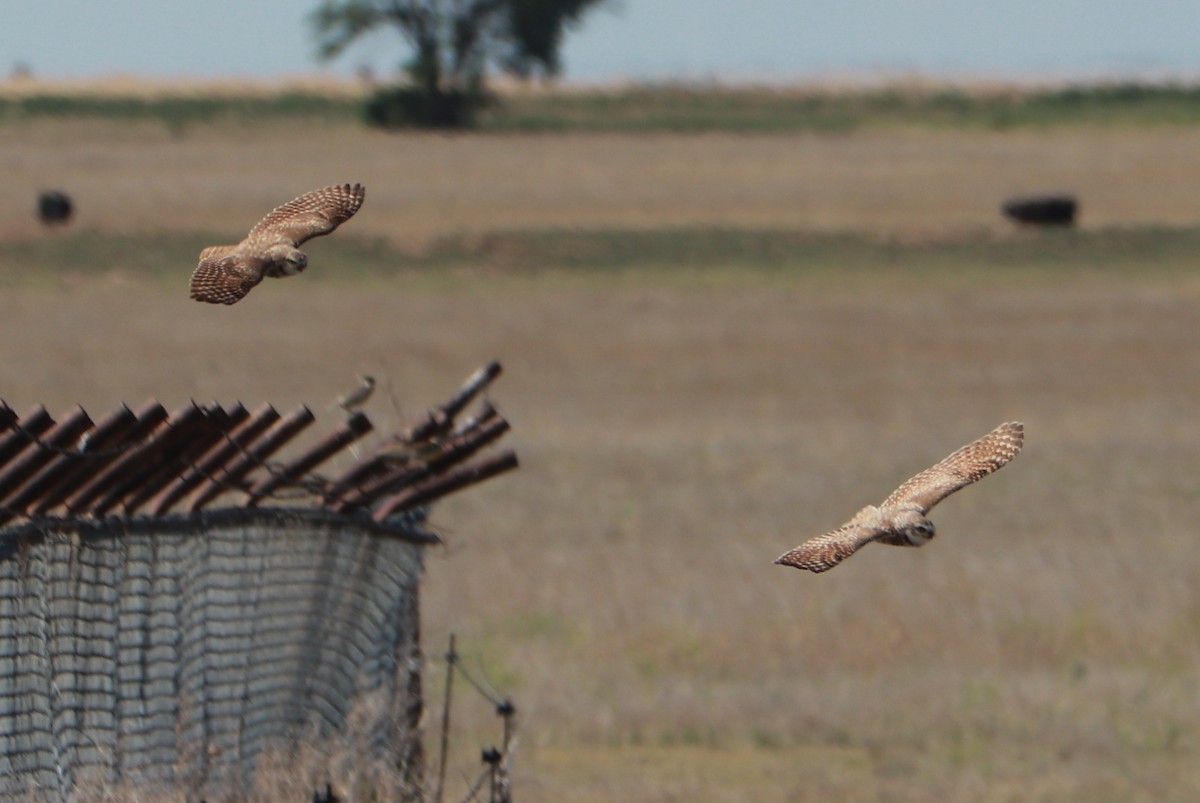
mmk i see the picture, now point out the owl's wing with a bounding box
[882,421,1024,513]
[246,183,365,247]
[774,519,888,573]
[190,246,262,305]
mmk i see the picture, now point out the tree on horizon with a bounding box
[311,0,609,128]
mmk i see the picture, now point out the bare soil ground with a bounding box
[3,122,1200,800]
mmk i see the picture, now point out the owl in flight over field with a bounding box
[775,421,1024,573]
[189,183,365,305]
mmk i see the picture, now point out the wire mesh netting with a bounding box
[0,508,429,800]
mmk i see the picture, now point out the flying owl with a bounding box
[775,421,1024,573]
[189,183,365,305]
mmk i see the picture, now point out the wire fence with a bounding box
[430,634,518,803]
[0,508,429,801]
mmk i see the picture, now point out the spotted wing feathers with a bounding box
[882,421,1024,513]
[189,246,261,305]
[774,520,885,573]
[246,183,365,247]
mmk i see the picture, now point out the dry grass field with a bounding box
[2,117,1200,801]
[6,119,1200,245]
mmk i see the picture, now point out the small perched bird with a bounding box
[336,374,376,412]
[775,422,1024,573]
[190,183,365,305]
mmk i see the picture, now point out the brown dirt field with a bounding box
[4,122,1200,800]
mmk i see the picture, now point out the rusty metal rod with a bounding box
[442,360,502,419]
[188,405,315,512]
[321,408,500,508]
[1,405,139,521]
[0,406,94,504]
[245,411,373,506]
[122,404,251,514]
[372,450,518,521]
[341,413,507,510]
[324,364,504,505]
[148,402,280,515]
[34,400,168,515]
[0,405,55,466]
[320,453,394,508]
[56,402,170,515]
[91,403,229,516]
[331,413,508,513]
[403,360,502,442]
[0,402,18,437]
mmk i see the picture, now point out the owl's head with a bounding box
[888,506,936,546]
[262,244,308,276]
[900,518,935,546]
[281,248,308,275]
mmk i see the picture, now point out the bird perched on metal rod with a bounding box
[336,374,376,413]
[775,421,1024,573]
[190,183,365,305]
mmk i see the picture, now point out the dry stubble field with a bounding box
[2,119,1200,801]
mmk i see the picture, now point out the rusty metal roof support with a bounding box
[122,404,252,514]
[33,400,168,516]
[245,411,372,506]
[0,404,139,527]
[89,402,227,516]
[0,406,94,505]
[402,360,501,443]
[0,361,517,526]
[374,449,519,521]
[148,402,281,515]
[0,405,53,466]
[63,403,203,515]
[328,411,510,513]
[187,405,316,512]
[53,402,170,516]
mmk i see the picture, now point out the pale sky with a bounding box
[3,1,1199,83]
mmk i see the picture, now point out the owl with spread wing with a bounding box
[190,183,365,305]
[775,421,1024,573]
